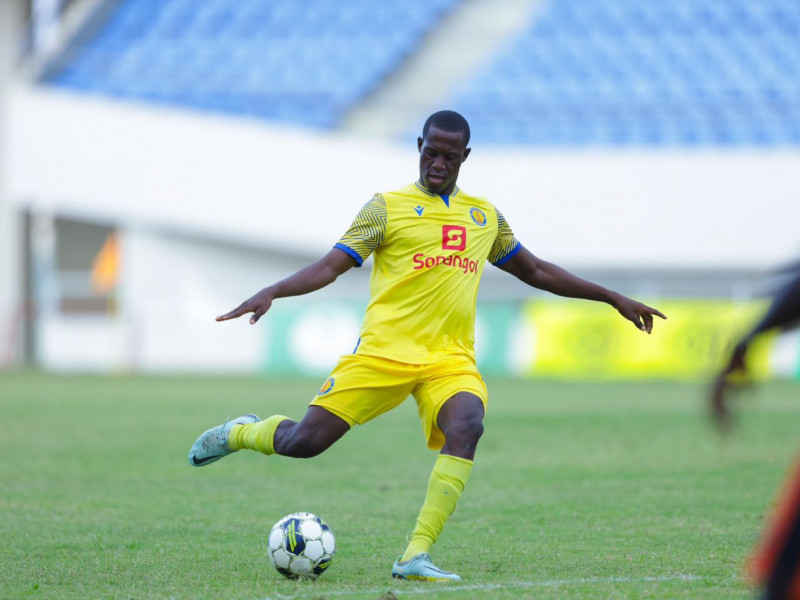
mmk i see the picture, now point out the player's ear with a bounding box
[462,147,471,162]
[417,137,424,152]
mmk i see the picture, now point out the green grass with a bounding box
[2,372,798,599]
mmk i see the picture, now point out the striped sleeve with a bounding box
[488,208,522,266]
[334,194,387,266]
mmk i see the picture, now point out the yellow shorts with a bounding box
[310,353,488,450]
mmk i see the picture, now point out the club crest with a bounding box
[470,207,487,227]
[318,377,335,395]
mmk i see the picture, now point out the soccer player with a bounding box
[711,264,800,600]
[189,110,666,581]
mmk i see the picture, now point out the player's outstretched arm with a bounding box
[216,248,357,325]
[497,246,666,333]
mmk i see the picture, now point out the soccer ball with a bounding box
[267,512,335,579]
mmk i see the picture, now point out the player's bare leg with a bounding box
[189,406,349,466]
[272,406,351,458]
[393,392,484,582]
[437,392,485,460]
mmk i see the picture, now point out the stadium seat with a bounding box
[451,0,800,147]
[45,0,457,129]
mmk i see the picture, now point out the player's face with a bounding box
[417,127,470,195]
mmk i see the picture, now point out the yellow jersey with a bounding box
[335,181,520,364]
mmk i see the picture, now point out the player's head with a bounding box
[418,110,471,195]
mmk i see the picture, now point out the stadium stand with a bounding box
[44,0,456,128]
[452,0,800,146]
[43,0,800,147]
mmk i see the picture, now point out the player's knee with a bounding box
[445,415,484,447]
[465,417,484,444]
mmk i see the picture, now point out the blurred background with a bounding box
[0,0,798,380]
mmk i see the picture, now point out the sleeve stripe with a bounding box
[357,203,386,234]
[488,207,520,265]
[491,241,522,266]
[334,243,364,266]
[336,194,387,264]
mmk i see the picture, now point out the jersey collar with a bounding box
[415,180,461,207]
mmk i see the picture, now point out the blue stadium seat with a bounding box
[451,0,800,147]
[45,0,458,129]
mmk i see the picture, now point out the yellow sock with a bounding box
[401,454,473,562]
[228,415,291,455]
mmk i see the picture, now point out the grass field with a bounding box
[2,372,799,599]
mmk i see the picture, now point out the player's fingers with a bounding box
[639,304,667,320]
[650,307,667,320]
[216,303,250,322]
[249,304,268,325]
[629,312,645,331]
[710,376,731,432]
[643,312,653,334]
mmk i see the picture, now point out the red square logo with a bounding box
[442,225,467,251]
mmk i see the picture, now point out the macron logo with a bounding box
[414,206,424,216]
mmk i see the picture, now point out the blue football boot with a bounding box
[188,414,259,466]
[391,553,461,582]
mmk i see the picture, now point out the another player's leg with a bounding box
[188,407,349,466]
[747,460,800,599]
[393,392,484,582]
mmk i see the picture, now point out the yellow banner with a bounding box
[522,300,774,380]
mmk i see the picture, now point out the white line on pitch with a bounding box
[262,573,702,599]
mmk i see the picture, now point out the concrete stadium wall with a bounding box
[7,87,800,271]
[0,1,25,367]
[37,227,371,372]
[5,86,800,374]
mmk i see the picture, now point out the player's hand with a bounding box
[216,288,275,325]
[710,341,749,429]
[612,295,667,333]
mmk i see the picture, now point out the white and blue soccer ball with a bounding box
[267,512,335,579]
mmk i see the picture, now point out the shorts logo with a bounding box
[442,225,467,251]
[318,377,335,395]
[470,207,487,227]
